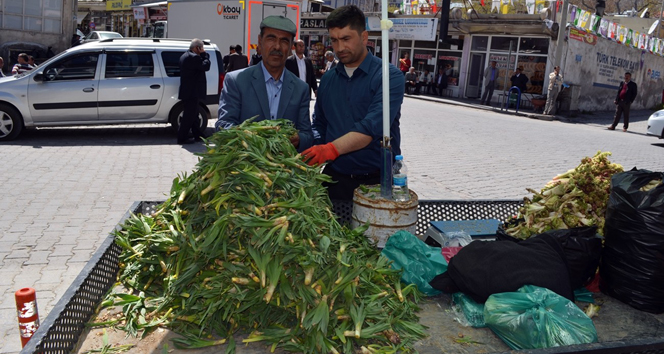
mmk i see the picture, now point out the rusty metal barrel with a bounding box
[351,186,419,248]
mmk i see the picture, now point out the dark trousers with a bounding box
[480,81,495,104]
[612,100,631,129]
[322,165,381,201]
[177,97,204,142]
[405,81,417,94]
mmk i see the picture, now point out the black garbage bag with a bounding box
[497,226,602,290]
[429,233,574,303]
[600,169,664,314]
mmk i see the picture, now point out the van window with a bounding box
[46,53,100,81]
[105,52,155,78]
[161,51,186,77]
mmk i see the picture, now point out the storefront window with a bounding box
[490,36,518,52]
[488,52,516,91]
[439,37,464,50]
[518,37,549,54]
[438,51,460,86]
[412,50,435,73]
[516,56,547,93]
[471,36,488,51]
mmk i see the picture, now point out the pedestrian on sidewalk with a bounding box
[177,38,210,144]
[399,52,410,75]
[608,72,637,132]
[480,61,497,106]
[404,67,418,94]
[544,66,563,115]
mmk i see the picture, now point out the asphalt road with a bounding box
[0,97,662,353]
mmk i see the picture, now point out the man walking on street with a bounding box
[177,38,210,144]
[608,72,637,132]
[285,39,318,96]
[305,5,405,201]
[480,61,497,106]
[222,45,235,71]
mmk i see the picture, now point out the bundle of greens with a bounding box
[111,120,426,353]
[503,151,624,239]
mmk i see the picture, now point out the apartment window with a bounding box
[1,0,62,33]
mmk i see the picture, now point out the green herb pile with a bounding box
[110,120,426,353]
[503,151,624,239]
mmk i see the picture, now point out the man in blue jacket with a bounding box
[304,5,405,200]
[215,16,313,152]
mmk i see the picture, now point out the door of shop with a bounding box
[466,53,485,98]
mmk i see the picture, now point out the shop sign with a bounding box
[438,55,459,61]
[106,0,132,11]
[365,17,438,41]
[593,50,638,88]
[647,68,661,80]
[414,54,431,59]
[301,18,326,29]
[569,28,597,46]
[217,3,241,19]
[132,7,147,20]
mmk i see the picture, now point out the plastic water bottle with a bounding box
[392,155,410,202]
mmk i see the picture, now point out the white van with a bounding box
[0,38,224,141]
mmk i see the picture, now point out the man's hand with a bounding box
[289,133,300,148]
[302,143,339,166]
[614,100,618,105]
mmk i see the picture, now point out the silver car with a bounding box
[0,38,224,141]
[82,31,124,43]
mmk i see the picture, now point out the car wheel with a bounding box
[0,103,24,141]
[169,103,209,134]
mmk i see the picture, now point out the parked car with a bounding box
[647,109,664,139]
[0,38,224,141]
[83,31,123,43]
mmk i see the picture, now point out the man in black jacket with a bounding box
[285,39,317,97]
[608,72,637,132]
[178,38,210,144]
[226,44,249,72]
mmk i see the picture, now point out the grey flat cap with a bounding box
[260,16,297,36]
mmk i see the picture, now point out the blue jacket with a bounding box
[216,64,313,152]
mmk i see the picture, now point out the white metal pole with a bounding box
[380,0,393,198]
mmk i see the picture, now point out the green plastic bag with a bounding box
[452,292,486,328]
[484,285,598,350]
[381,231,447,296]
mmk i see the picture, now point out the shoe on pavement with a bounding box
[607,126,615,130]
[622,128,627,132]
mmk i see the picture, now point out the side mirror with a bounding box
[33,72,44,82]
[44,68,58,81]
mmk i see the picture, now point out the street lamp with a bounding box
[595,0,606,16]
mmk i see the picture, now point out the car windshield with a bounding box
[100,32,123,39]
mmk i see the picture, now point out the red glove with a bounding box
[302,143,339,166]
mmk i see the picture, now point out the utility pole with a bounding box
[553,0,569,70]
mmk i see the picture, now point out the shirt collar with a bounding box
[260,61,285,83]
[335,50,374,77]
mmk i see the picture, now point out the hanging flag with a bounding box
[616,25,625,43]
[633,31,640,48]
[556,0,561,12]
[481,0,484,6]
[574,8,582,26]
[599,18,609,37]
[525,0,535,14]
[491,0,499,12]
[626,29,633,46]
[501,0,510,14]
[609,22,618,40]
[569,5,578,25]
[579,10,591,28]
[590,15,601,33]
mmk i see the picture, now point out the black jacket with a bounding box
[250,54,262,66]
[285,55,318,94]
[178,50,210,100]
[510,73,529,93]
[615,80,637,103]
[226,53,248,73]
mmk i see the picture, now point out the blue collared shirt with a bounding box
[260,61,284,120]
[313,51,405,175]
